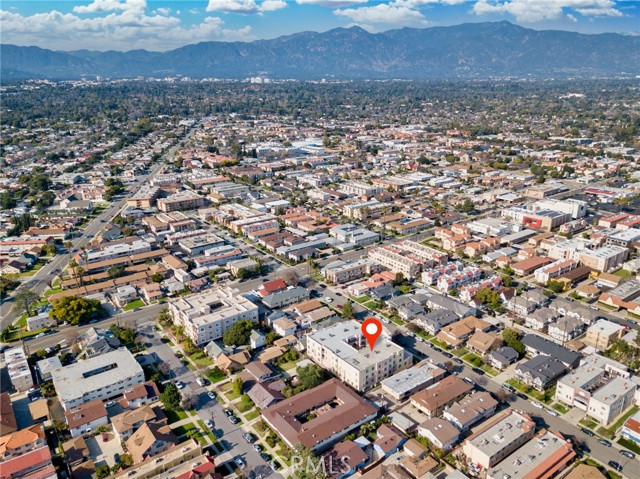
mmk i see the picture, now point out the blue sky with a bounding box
[1,0,637,51]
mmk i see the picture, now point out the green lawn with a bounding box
[463,352,484,367]
[172,422,196,437]
[552,403,570,414]
[364,301,379,310]
[245,410,260,421]
[236,397,255,414]
[354,295,371,304]
[15,316,27,328]
[166,409,188,424]
[220,383,241,401]
[416,330,433,340]
[207,369,226,384]
[431,338,451,350]
[123,299,145,311]
[276,358,300,372]
[612,268,633,279]
[579,417,599,430]
[601,405,639,438]
[506,379,555,403]
[451,347,468,357]
[190,350,213,368]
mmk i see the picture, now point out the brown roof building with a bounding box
[410,376,473,418]
[261,378,378,452]
[125,422,178,464]
[0,393,17,436]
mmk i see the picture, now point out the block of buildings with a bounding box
[321,258,381,284]
[169,287,259,346]
[380,362,446,402]
[0,424,56,479]
[261,378,378,452]
[521,334,582,369]
[5,346,34,392]
[410,376,473,418]
[514,356,567,391]
[555,354,635,426]
[486,430,575,479]
[598,279,640,315]
[462,409,536,469]
[50,348,144,410]
[583,319,625,350]
[306,320,412,391]
[578,245,628,272]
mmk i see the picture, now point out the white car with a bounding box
[175,381,185,389]
[105,401,117,408]
[546,409,559,417]
[196,377,206,387]
[235,457,246,469]
[205,420,214,429]
[531,401,544,409]
[324,297,333,303]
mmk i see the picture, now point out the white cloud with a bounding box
[206,0,287,14]
[0,7,254,51]
[335,3,428,25]
[296,0,368,7]
[567,13,578,21]
[472,0,622,22]
[73,0,146,14]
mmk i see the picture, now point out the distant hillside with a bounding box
[2,22,638,80]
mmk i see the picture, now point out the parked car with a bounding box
[453,358,462,364]
[223,408,233,416]
[228,416,238,424]
[207,391,216,400]
[324,297,333,303]
[175,381,185,389]
[531,401,544,409]
[269,461,279,471]
[235,457,246,469]
[620,450,635,459]
[517,393,528,400]
[463,377,476,386]
[260,453,270,461]
[242,433,254,443]
[253,444,263,453]
[472,368,485,376]
[102,432,109,442]
[598,439,612,447]
[546,409,558,417]
[105,401,116,408]
[607,461,622,472]
[196,377,206,387]
[582,428,595,437]
[443,352,453,358]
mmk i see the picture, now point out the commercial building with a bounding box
[169,287,259,346]
[50,348,144,410]
[463,409,536,469]
[157,190,205,212]
[555,355,635,425]
[306,320,412,392]
[578,245,628,272]
[410,376,473,418]
[339,182,383,196]
[76,238,152,265]
[502,207,571,231]
[533,199,587,219]
[261,378,378,452]
[486,430,575,479]
[177,233,225,255]
[583,319,625,351]
[380,362,446,402]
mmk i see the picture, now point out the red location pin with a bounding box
[361,317,382,351]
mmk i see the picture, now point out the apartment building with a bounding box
[50,348,145,410]
[306,320,412,392]
[5,346,34,392]
[343,200,383,219]
[410,376,473,418]
[462,409,536,469]
[126,186,161,208]
[77,239,152,265]
[329,223,380,247]
[502,207,571,230]
[369,240,447,279]
[486,430,575,479]
[339,182,383,197]
[380,362,446,401]
[262,378,378,452]
[157,190,205,212]
[533,199,587,219]
[177,234,225,255]
[321,258,382,284]
[64,400,108,438]
[583,319,625,350]
[169,287,259,346]
[534,259,578,284]
[443,392,498,431]
[578,245,628,272]
[555,355,635,425]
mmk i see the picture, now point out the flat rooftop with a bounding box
[380,362,445,396]
[466,409,535,458]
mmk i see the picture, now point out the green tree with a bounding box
[458,198,475,213]
[107,266,125,279]
[14,290,40,317]
[342,301,355,319]
[96,465,111,479]
[49,296,102,325]
[160,383,181,411]
[547,280,565,293]
[222,320,255,346]
[151,273,164,283]
[296,364,326,392]
[265,331,279,346]
[232,377,243,396]
[502,328,525,356]
[290,443,327,479]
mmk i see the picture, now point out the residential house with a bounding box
[417,418,460,451]
[373,424,407,458]
[410,376,473,418]
[443,392,498,431]
[466,331,502,356]
[125,422,178,464]
[514,356,567,391]
[111,405,166,440]
[64,400,109,438]
[521,334,582,369]
[488,347,519,370]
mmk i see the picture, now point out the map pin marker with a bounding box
[362,317,382,351]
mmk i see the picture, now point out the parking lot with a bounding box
[85,432,124,468]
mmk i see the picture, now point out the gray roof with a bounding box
[489,346,519,365]
[427,293,475,318]
[516,356,567,384]
[522,334,582,368]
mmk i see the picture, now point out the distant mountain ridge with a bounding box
[2,21,638,80]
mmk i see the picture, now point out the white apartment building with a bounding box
[369,241,447,279]
[462,409,536,470]
[329,224,380,247]
[321,259,381,284]
[555,354,635,425]
[547,238,590,261]
[578,245,628,272]
[306,320,412,391]
[339,182,383,197]
[533,199,587,219]
[343,200,383,219]
[78,239,152,265]
[534,259,578,284]
[169,287,259,346]
[50,348,144,410]
[157,190,205,212]
[5,346,34,392]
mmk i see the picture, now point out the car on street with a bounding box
[607,461,622,472]
[270,461,279,471]
[598,439,612,447]
[196,377,206,387]
[443,352,453,358]
[253,444,263,453]
[105,401,116,408]
[416,336,424,342]
[531,401,544,409]
[223,408,233,416]
[235,457,246,469]
[517,393,528,400]
[546,409,558,417]
[260,453,270,461]
[628,319,638,326]
[242,433,254,443]
[582,428,595,436]
[502,384,516,393]
[472,367,485,376]
[207,391,216,400]
[620,450,635,459]
[463,377,476,386]
[228,415,238,424]
[324,297,333,303]
[175,381,185,389]
[205,420,214,429]
[453,358,462,364]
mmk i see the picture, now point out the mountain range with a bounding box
[2,21,638,81]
